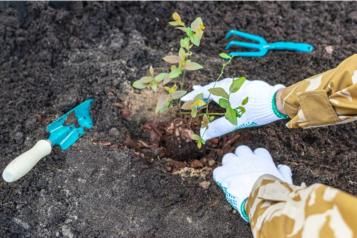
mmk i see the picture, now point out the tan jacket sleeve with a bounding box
[246,175,357,238]
[281,54,357,128]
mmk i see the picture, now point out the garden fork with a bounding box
[225,30,314,57]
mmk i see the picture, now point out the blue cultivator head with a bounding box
[47,99,94,151]
[225,30,314,57]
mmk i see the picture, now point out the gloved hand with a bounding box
[181,78,288,141]
[213,145,293,222]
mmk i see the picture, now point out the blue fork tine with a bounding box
[229,50,267,58]
[225,40,268,57]
[225,30,268,57]
[225,30,267,44]
[225,41,260,50]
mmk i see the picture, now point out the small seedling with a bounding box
[191,132,205,149]
[133,12,249,148]
[133,12,204,113]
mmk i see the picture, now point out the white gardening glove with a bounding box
[213,145,293,222]
[181,78,288,141]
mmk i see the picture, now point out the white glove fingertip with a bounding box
[254,148,273,162]
[234,145,253,157]
[222,153,238,166]
[212,166,225,181]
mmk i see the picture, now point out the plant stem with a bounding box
[200,57,232,139]
[180,69,187,90]
[205,58,232,115]
[176,69,187,115]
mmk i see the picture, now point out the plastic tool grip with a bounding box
[267,42,314,52]
[2,140,52,182]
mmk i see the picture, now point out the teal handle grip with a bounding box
[266,42,314,53]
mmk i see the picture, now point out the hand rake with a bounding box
[225,29,314,57]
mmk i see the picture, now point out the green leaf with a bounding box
[164,84,177,94]
[235,106,245,118]
[191,132,205,149]
[170,90,187,100]
[172,12,183,24]
[180,37,190,50]
[154,73,169,82]
[225,105,237,125]
[169,21,183,26]
[149,66,154,77]
[219,52,232,60]
[201,114,209,128]
[132,80,148,89]
[163,55,180,64]
[178,48,186,68]
[169,66,182,79]
[236,106,246,113]
[170,12,185,27]
[208,87,229,99]
[230,77,246,93]
[242,96,249,105]
[190,17,204,45]
[191,17,203,32]
[179,48,186,60]
[218,98,229,109]
[155,94,171,113]
[150,81,158,92]
[132,76,153,89]
[189,33,201,46]
[191,133,201,141]
[185,27,194,38]
[181,101,194,110]
[196,140,202,149]
[193,99,206,107]
[184,61,203,71]
[186,28,201,46]
[235,106,246,117]
[140,76,154,83]
[190,93,206,108]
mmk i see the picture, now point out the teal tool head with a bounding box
[47,99,94,151]
[225,29,314,57]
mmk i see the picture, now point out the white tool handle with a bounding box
[2,140,52,183]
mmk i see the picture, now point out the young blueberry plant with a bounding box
[133,12,248,149]
[133,12,205,113]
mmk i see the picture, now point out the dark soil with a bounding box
[0,2,356,238]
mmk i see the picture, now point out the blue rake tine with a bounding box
[229,50,267,57]
[225,40,260,50]
[225,30,267,44]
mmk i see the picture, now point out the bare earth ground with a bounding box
[0,2,357,238]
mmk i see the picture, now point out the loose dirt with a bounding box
[0,2,356,238]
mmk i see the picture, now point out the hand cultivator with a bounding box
[225,29,314,57]
[2,99,94,182]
